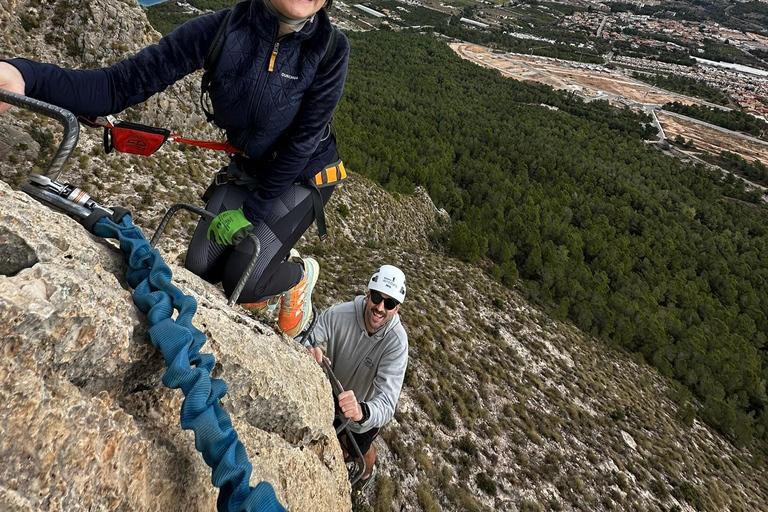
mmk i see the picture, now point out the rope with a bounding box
[169,134,244,154]
[90,214,287,512]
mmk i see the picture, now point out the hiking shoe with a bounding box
[288,248,302,263]
[346,461,358,481]
[358,465,377,493]
[242,296,279,315]
[278,257,319,338]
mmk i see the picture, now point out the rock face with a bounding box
[0,0,211,132]
[0,179,352,512]
[0,226,37,276]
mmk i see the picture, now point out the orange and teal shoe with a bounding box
[278,257,319,338]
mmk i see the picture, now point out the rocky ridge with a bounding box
[1,0,214,133]
[0,178,351,511]
[1,1,768,511]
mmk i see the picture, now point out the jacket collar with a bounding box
[248,0,326,41]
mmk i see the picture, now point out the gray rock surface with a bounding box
[0,226,38,276]
[0,180,351,511]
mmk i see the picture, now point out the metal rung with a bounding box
[301,306,367,485]
[0,89,78,181]
[150,202,260,306]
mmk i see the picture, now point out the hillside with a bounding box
[334,30,768,448]
[2,1,768,511]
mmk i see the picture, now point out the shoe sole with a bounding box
[302,258,319,301]
[242,296,279,314]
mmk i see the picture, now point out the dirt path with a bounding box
[450,43,688,105]
[657,111,768,164]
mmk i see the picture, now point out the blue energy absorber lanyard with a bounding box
[91,214,287,512]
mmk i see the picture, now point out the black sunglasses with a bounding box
[369,290,399,310]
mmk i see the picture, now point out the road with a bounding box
[659,109,768,147]
[452,42,766,147]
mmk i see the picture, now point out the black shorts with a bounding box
[334,418,379,456]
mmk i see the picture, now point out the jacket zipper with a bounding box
[268,41,279,72]
[268,34,290,72]
[251,27,282,121]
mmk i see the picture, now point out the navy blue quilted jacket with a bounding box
[8,0,349,226]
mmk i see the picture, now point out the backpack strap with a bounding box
[319,27,340,70]
[204,10,233,70]
[200,9,233,123]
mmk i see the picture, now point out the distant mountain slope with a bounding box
[333,30,768,449]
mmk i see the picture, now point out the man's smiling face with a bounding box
[364,289,400,335]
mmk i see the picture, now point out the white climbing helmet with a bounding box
[368,265,406,304]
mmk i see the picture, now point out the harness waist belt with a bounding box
[203,159,348,241]
[308,159,346,241]
[312,160,347,187]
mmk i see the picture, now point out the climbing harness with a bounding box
[2,89,284,512]
[307,157,347,241]
[201,152,348,242]
[80,116,348,241]
[298,307,366,485]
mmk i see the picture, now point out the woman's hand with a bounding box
[206,207,253,245]
[0,62,25,114]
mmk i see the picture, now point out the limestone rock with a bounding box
[323,174,450,250]
[0,226,38,276]
[0,0,211,135]
[0,179,351,511]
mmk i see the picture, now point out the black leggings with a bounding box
[185,180,334,303]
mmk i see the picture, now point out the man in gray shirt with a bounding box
[307,265,409,489]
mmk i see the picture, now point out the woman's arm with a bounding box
[2,10,229,116]
[0,62,25,114]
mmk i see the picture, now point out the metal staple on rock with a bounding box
[90,213,287,512]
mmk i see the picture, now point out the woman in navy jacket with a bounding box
[0,0,349,337]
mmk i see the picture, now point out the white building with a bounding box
[460,17,489,29]
[354,4,385,17]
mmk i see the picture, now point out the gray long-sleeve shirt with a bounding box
[309,295,408,434]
